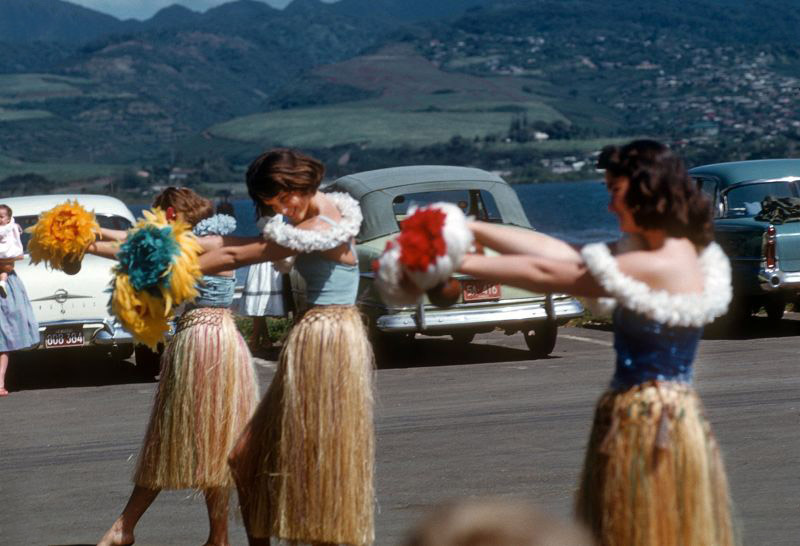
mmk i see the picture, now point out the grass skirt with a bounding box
[234,305,375,545]
[576,381,735,546]
[133,307,258,490]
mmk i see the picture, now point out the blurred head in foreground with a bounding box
[405,498,593,546]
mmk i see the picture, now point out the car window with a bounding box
[693,176,721,217]
[723,182,799,218]
[391,189,502,226]
[15,214,133,251]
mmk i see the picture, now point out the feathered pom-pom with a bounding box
[110,209,203,349]
[374,202,473,306]
[27,201,100,272]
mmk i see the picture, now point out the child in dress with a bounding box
[0,204,24,298]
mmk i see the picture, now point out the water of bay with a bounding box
[130,180,621,282]
[131,180,619,243]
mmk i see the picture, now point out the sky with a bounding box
[66,0,332,20]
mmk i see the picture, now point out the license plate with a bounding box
[44,326,84,349]
[462,280,501,302]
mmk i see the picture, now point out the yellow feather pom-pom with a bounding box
[27,201,100,271]
[110,208,203,349]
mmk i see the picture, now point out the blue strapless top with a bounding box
[189,275,236,308]
[611,306,702,389]
[294,253,358,305]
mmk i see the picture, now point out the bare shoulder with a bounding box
[294,215,333,232]
[616,240,703,293]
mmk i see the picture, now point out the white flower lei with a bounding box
[581,241,732,327]
[261,192,362,252]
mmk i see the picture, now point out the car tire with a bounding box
[110,344,134,361]
[134,344,162,380]
[451,332,476,344]
[524,320,557,358]
[765,297,785,322]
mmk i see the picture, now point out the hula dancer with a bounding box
[86,188,259,546]
[200,149,374,546]
[447,140,735,546]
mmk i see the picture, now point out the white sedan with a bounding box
[2,194,144,363]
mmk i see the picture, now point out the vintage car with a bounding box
[690,159,800,321]
[292,165,584,356]
[0,195,160,372]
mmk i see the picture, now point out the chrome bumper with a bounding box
[32,319,134,349]
[374,297,584,333]
[759,267,800,291]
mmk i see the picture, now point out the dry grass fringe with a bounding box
[134,308,259,496]
[242,305,375,545]
[576,381,736,546]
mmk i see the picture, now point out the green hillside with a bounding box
[209,45,566,148]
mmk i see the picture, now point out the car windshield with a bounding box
[724,182,799,218]
[391,189,502,227]
[15,214,133,251]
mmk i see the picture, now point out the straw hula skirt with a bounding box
[576,381,735,546]
[134,307,259,490]
[233,305,375,545]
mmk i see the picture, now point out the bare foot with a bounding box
[97,519,134,546]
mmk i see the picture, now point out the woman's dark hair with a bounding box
[246,148,324,217]
[597,139,713,246]
[152,187,214,227]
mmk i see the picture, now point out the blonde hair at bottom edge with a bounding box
[405,497,594,546]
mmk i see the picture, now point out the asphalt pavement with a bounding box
[1,317,798,545]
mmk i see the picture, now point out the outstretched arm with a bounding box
[199,236,296,275]
[86,240,120,260]
[469,221,582,263]
[98,227,128,242]
[458,253,606,297]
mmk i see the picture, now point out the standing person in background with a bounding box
[456,140,736,546]
[236,213,287,354]
[89,188,259,546]
[199,148,374,546]
[0,204,25,298]
[0,204,39,396]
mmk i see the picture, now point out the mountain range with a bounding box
[0,0,799,174]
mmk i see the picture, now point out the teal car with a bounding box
[690,159,800,321]
[295,166,584,357]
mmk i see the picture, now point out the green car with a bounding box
[293,165,584,357]
[690,159,800,321]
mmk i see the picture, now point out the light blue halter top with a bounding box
[188,275,236,309]
[292,215,359,306]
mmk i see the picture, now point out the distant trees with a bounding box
[0,173,54,195]
[506,114,599,142]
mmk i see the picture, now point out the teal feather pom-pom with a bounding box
[117,225,180,291]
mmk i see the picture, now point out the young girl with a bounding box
[89,188,259,546]
[236,213,287,353]
[0,204,24,298]
[0,204,39,396]
[199,149,374,546]
[455,140,735,546]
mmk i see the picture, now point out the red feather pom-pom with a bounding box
[397,208,447,271]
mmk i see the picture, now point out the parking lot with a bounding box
[1,319,798,545]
